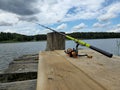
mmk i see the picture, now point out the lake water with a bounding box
[0,38,120,71]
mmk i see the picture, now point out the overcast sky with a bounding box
[0,0,120,35]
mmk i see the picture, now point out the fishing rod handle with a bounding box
[90,45,113,58]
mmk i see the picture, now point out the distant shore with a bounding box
[0,40,46,43]
[0,32,120,43]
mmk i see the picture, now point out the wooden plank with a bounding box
[37,51,106,90]
[55,50,120,90]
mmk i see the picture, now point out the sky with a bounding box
[0,0,120,35]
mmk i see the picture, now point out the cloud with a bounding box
[2,29,16,33]
[0,0,118,24]
[0,22,13,26]
[63,0,105,21]
[0,12,19,25]
[0,0,106,24]
[98,2,120,21]
[93,22,110,28]
[72,23,87,30]
[117,24,120,28]
[0,0,120,34]
[108,28,120,32]
[0,21,38,35]
[0,0,39,16]
[56,23,67,30]
[18,16,38,22]
[35,0,105,24]
[107,24,120,32]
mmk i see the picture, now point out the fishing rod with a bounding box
[37,23,113,58]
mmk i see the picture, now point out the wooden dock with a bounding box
[37,50,120,90]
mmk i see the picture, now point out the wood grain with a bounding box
[37,51,106,90]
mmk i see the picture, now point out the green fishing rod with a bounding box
[37,23,113,58]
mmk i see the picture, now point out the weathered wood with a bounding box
[37,51,107,90]
[46,32,65,51]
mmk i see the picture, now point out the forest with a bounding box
[0,32,46,42]
[67,32,120,39]
[0,32,120,42]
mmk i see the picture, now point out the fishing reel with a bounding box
[64,43,92,58]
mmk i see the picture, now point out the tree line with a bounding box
[67,32,120,39]
[0,32,120,42]
[0,32,46,42]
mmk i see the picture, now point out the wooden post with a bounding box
[46,32,65,51]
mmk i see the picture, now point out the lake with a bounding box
[0,38,120,71]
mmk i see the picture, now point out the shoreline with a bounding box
[0,40,46,44]
[0,38,120,44]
